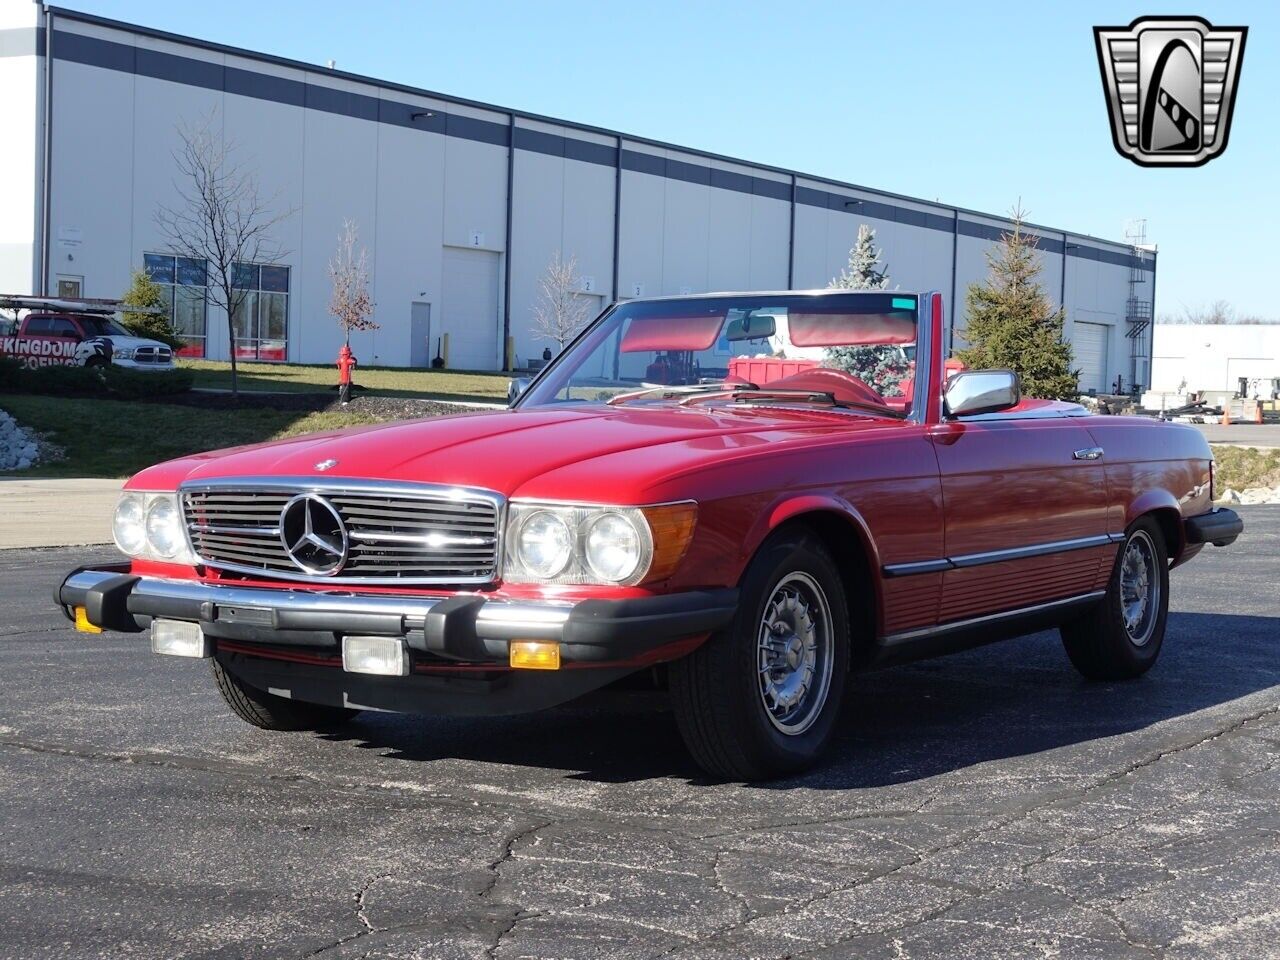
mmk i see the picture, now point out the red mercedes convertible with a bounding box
[59,291,1242,780]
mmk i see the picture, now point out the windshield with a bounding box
[520,292,919,417]
[76,315,131,337]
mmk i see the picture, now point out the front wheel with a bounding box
[1061,518,1169,681]
[669,531,849,780]
[211,658,358,731]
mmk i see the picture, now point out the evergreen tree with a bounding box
[120,270,182,349]
[831,223,890,291]
[825,224,909,395]
[955,209,1078,400]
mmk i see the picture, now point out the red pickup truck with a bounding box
[57,290,1242,780]
[0,310,174,370]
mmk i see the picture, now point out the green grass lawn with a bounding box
[0,395,388,479]
[181,359,510,404]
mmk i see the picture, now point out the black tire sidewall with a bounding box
[725,533,850,774]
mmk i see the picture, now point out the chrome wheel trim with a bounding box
[1120,530,1160,647]
[756,571,835,736]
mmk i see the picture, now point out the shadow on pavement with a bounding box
[318,610,1280,787]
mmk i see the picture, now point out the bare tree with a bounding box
[328,219,377,349]
[531,252,592,353]
[328,219,377,404]
[155,113,291,396]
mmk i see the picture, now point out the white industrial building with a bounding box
[1153,324,1280,394]
[1,3,1156,389]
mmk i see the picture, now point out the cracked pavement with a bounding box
[1,506,1277,959]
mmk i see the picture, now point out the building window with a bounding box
[144,253,208,358]
[231,262,290,361]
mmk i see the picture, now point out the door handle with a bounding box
[1073,447,1104,461]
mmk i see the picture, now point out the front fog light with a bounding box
[584,512,642,582]
[518,510,573,578]
[112,494,146,555]
[151,619,210,658]
[145,496,185,558]
[342,636,410,676]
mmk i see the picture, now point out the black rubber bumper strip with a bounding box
[561,588,739,659]
[1184,507,1244,547]
[55,564,143,633]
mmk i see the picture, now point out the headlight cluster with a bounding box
[114,348,136,360]
[504,501,697,586]
[113,492,197,565]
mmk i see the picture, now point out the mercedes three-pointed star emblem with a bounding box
[279,494,348,576]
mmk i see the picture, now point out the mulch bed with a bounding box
[140,390,491,421]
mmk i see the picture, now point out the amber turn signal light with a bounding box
[73,606,102,634]
[640,502,698,584]
[509,641,561,670]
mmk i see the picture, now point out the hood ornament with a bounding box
[314,458,339,471]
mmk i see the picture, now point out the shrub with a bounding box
[0,357,193,398]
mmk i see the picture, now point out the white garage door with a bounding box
[441,247,500,370]
[1074,321,1111,394]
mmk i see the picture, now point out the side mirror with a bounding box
[944,369,1021,417]
[507,376,531,405]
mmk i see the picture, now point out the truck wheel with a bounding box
[670,530,849,780]
[1061,518,1169,681]
[211,658,358,731]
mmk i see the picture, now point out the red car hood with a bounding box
[131,404,905,501]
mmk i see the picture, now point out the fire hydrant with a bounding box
[337,344,358,405]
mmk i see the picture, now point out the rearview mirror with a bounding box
[944,369,1021,417]
[725,313,776,342]
[507,376,531,405]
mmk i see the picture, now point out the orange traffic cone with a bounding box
[1255,400,1264,425]
[1221,403,1231,425]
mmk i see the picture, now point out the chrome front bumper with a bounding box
[57,566,738,665]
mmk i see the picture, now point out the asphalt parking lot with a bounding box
[2,508,1277,960]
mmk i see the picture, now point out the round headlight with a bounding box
[112,494,146,555]
[584,512,642,583]
[145,497,184,558]
[517,510,573,578]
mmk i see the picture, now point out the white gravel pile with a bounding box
[1218,486,1280,506]
[0,409,40,471]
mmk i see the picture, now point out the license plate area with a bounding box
[215,604,276,627]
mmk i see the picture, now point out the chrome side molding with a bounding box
[882,533,1121,578]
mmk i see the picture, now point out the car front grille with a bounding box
[133,346,173,364]
[181,481,503,585]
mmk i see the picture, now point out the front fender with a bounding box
[738,492,884,629]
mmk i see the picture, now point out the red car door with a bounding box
[929,415,1113,625]
[15,315,80,367]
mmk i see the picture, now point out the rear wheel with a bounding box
[211,658,358,731]
[1061,518,1169,680]
[670,530,849,780]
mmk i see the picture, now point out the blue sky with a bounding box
[67,1,1277,318]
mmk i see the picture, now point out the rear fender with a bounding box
[1123,490,1187,562]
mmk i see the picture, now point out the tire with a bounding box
[1061,518,1169,681]
[670,530,849,780]
[211,658,358,731]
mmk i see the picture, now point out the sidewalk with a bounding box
[0,478,122,549]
